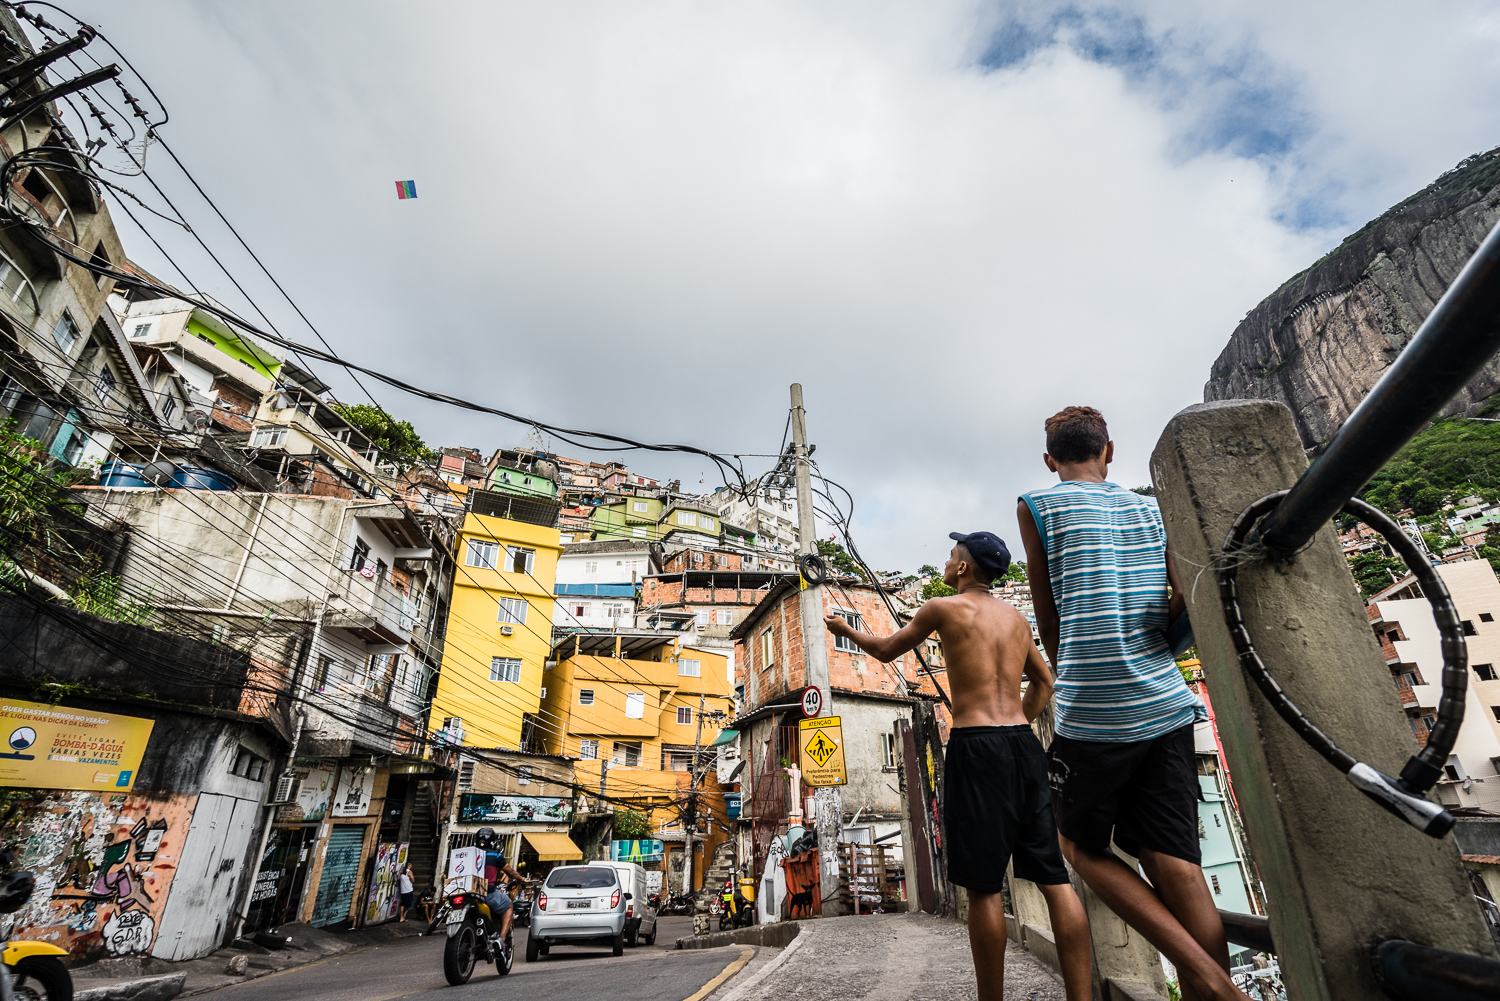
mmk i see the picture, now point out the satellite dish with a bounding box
[143,461,176,486]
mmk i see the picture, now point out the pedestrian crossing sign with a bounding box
[798,715,847,787]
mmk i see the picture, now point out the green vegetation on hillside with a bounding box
[1358,416,1500,516]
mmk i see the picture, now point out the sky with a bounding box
[47,1,1500,572]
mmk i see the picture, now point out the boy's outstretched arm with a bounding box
[1017,502,1060,668]
[824,599,943,663]
[1020,639,1054,723]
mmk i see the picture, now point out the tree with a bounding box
[1479,546,1500,577]
[330,403,435,469]
[612,808,652,841]
[1348,552,1409,598]
[921,578,956,600]
[1130,485,1157,497]
[816,539,866,580]
[1001,561,1027,583]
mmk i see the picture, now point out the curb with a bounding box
[75,973,187,1001]
[712,926,805,1001]
[676,922,800,951]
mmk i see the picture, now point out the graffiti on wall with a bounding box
[6,789,194,961]
[363,842,409,926]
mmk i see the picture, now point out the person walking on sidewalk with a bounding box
[1017,405,1249,1001]
[824,532,1091,1001]
[397,865,416,922]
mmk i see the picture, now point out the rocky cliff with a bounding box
[1203,147,1500,450]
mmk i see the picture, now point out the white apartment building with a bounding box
[709,476,798,571]
[551,540,656,631]
[1370,559,1500,813]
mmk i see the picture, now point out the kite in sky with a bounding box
[395,180,417,200]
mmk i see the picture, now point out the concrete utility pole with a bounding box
[1152,401,1496,1001]
[682,693,705,895]
[790,383,842,898]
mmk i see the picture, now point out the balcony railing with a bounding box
[324,568,415,645]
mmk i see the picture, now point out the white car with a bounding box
[527,865,633,961]
[602,860,658,947]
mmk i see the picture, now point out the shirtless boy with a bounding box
[825,531,1091,1001]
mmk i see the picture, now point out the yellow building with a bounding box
[430,507,561,750]
[541,631,733,809]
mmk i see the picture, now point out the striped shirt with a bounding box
[1021,480,1205,742]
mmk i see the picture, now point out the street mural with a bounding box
[457,794,573,823]
[363,842,409,925]
[278,759,338,823]
[5,788,195,961]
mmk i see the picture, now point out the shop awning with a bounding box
[523,832,585,861]
[707,729,738,748]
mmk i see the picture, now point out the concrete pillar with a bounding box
[1151,400,1496,1000]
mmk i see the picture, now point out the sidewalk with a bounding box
[718,912,1066,1001]
[70,919,431,1000]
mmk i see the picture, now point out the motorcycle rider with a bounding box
[476,828,524,958]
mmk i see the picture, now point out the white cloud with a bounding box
[57,1,1500,571]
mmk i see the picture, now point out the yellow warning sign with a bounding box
[798,715,846,787]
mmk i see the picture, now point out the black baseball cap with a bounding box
[949,531,1012,580]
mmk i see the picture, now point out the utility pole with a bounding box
[790,383,842,901]
[682,692,705,895]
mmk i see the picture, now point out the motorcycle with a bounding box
[1,851,72,1001]
[441,888,513,986]
[512,898,532,929]
[660,890,695,916]
[717,880,753,931]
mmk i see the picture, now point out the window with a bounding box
[633,501,649,513]
[880,733,896,770]
[676,706,693,725]
[518,766,531,786]
[612,741,641,767]
[1445,764,1462,781]
[1492,706,1500,724]
[1484,612,1497,623]
[313,656,332,691]
[1210,875,1222,895]
[457,759,474,791]
[678,511,697,527]
[497,597,528,625]
[161,399,176,422]
[606,603,626,620]
[350,538,370,571]
[0,377,20,414]
[579,689,595,706]
[699,514,714,529]
[695,610,710,627]
[1400,671,1419,688]
[51,312,79,353]
[91,242,111,289]
[761,628,774,670]
[1464,620,1479,636]
[1423,714,1437,731]
[571,603,589,618]
[466,539,499,569]
[585,560,598,573]
[579,738,599,760]
[632,527,647,538]
[679,658,701,678]
[90,367,115,402]
[130,322,152,339]
[716,610,733,626]
[506,546,535,574]
[374,559,387,582]
[490,657,522,683]
[625,692,645,719]
[230,747,267,781]
[1477,664,1498,682]
[831,609,862,652]
[669,751,695,771]
[21,168,50,204]
[251,426,287,448]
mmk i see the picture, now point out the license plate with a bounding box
[447,908,466,924]
[566,900,590,909]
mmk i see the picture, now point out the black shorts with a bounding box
[943,725,1070,890]
[1047,722,1202,864]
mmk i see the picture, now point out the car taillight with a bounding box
[452,895,465,906]
[611,889,621,908]
[627,903,633,917]
[537,893,547,911]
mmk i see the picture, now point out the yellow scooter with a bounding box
[1,851,72,1001]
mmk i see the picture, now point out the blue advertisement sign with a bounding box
[611,839,665,863]
[459,794,574,823]
[724,793,741,819]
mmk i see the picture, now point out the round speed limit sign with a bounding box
[801,687,823,718]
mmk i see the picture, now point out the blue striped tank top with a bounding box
[1021,480,1205,742]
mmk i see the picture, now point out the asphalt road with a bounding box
[199,918,747,1001]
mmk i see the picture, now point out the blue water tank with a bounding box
[99,462,150,488]
[170,466,237,491]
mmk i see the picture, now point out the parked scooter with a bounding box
[1,850,72,1001]
[441,888,513,986]
[717,877,754,931]
[511,898,532,929]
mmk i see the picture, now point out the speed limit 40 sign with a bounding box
[801,687,823,718]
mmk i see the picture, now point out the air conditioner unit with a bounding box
[500,625,515,636]
[267,771,298,806]
[539,687,547,699]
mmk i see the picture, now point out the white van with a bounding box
[603,860,658,946]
